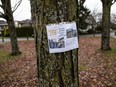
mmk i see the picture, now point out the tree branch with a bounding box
[0,11,4,16]
[112,0,116,5]
[100,0,104,3]
[12,0,22,13]
[0,11,7,19]
[0,13,5,19]
[0,4,3,9]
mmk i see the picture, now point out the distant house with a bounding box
[0,20,7,29]
[15,19,32,28]
[111,23,116,30]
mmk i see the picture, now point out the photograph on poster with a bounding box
[49,37,65,49]
[57,37,65,48]
[66,28,77,38]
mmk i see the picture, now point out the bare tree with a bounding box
[91,7,100,23]
[0,0,21,55]
[96,13,102,23]
[100,0,116,50]
[91,8,103,34]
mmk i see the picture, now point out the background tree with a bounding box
[0,0,21,55]
[94,13,103,33]
[91,8,103,33]
[91,7,99,23]
[111,13,116,24]
[100,0,116,50]
[78,0,90,30]
[111,13,116,30]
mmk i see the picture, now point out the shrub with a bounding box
[3,27,34,37]
[95,25,102,33]
[16,27,34,37]
[87,29,94,34]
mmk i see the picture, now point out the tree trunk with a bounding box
[101,3,111,50]
[7,20,21,55]
[5,0,21,55]
[30,0,78,86]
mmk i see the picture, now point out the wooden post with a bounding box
[2,36,4,42]
[1,30,4,42]
[27,34,29,41]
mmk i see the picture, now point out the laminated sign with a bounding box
[46,22,78,53]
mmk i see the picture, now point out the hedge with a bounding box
[16,27,34,37]
[3,27,34,37]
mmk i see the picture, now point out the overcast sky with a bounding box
[11,0,116,21]
[12,0,31,21]
[84,0,116,14]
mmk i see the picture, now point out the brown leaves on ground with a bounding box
[0,37,116,87]
[79,37,116,87]
[0,41,37,87]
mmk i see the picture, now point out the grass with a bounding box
[0,44,17,63]
[0,51,12,63]
[95,38,116,58]
[79,65,88,71]
[105,48,116,57]
[96,47,116,58]
[105,38,116,57]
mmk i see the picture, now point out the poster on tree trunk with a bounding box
[46,22,78,53]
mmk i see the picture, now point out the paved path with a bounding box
[80,32,116,38]
[0,32,116,44]
[110,32,116,38]
[0,37,34,44]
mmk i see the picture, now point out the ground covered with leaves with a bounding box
[0,37,116,87]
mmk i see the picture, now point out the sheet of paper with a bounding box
[46,22,78,53]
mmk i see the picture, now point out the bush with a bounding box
[87,29,94,34]
[95,25,102,33]
[3,27,34,37]
[16,27,34,37]
[79,30,88,35]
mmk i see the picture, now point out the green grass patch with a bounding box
[105,48,116,57]
[0,51,15,63]
[0,51,9,62]
[79,65,88,71]
[96,46,116,58]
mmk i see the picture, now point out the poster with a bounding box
[46,22,78,53]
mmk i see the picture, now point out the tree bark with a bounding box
[7,19,21,55]
[30,0,78,86]
[101,3,111,50]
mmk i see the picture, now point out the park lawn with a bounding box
[0,37,116,87]
[0,42,17,63]
[0,50,11,62]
